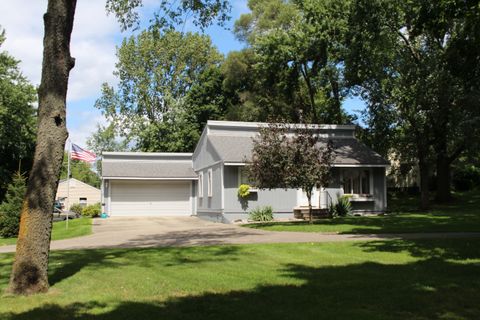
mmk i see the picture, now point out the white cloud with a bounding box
[68,112,108,148]
[0,0,120,102]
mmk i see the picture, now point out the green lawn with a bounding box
[0,239,479,319]
[0,218,92,246]
[245,190,480,234]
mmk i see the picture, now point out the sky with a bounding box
[0,0,363,148]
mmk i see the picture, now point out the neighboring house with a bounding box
[101,120,389,222]
[56,178,101,210]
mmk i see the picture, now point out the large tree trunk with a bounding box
[435,153,452,202]
[8,0,77,295]
[418,157,430,210]
[307,190,313,224]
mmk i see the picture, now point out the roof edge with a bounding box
[206,120,356,130]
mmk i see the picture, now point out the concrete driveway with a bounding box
[1,216,479,253]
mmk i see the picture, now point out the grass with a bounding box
[0,239,479,319]
[245,190,480,234]
[0,218,92,246]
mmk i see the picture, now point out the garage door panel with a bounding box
[110,180,192,216]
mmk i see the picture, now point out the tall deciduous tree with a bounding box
[345,0,480,208]
[233,0,353,124]
[0,28,37,201]
[95,30,224,152]
[8,0,77,294]
[249,121,334,223]
[8,0,231,295]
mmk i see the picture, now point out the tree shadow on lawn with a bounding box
[356,237,480,261]
[2,259,480,320]
[249,211,480,234]
[47,245,243,286]
[0,246,244,289]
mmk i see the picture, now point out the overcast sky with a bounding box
[0,0,362,148]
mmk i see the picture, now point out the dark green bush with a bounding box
[334,195,352,217]
[249,206,274,222]
[0,172,26,238]
[70,203,84,215]
[453,166,480,191]
[82,203,101,217]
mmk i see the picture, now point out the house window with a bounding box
[79,197,87,207]
[238,167,253,185]
[342,169,371,195]
[207,169,213,197]
[198,172,203,198]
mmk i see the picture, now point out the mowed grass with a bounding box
[245,190,480,234]
[0,218,92,246]
[0,239,479,319]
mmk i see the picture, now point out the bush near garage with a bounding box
[70,203,84,215]
[81,203,101,217]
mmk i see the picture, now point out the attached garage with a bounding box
[110,180,192,216]
[101,152,197,217]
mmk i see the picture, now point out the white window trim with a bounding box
[342,168,373,196]
[198,172,204,198]
[207,169,213,197]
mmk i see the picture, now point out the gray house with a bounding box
[101,120,389,223]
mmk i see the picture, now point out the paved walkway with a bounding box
[1,216,480,253]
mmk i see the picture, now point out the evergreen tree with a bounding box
[0,171,27,238]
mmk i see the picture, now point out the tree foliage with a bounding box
[0,28,37,201]
[248,121,334,223]
[345,0,480,207]
[95,30,225,152]
[0,171,27,238]
[229,0,354,124]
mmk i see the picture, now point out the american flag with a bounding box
[71,144,97,163]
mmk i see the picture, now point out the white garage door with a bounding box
[110,180,192,216]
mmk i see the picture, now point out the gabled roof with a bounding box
[207,135,389,166]
[58,178,100,191]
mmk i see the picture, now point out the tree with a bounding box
[9,0,231,295]
[233,0,353,124]
[248,121,334,223]
[95,30,224,152]
[345,0,480,207]
[0,172,27,238]
[0,28,37,202]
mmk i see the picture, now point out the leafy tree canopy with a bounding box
[0,28,37,201]
[94,30,226,152]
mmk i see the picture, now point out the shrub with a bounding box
[453,166,480,191]
[0,172,26,238]
[334,195,352,217]
[238,184,251,198]
[82,203,101,217]
[70,203,83,215]
[249,206,274,222]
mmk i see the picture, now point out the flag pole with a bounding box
[66,138,71,230]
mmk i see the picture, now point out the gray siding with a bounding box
[192,132,221,171]
[223,166,297,215]
[197,162,223,213]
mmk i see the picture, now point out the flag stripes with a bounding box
[71,143,96,162]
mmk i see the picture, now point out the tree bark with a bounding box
[307,189,313,224]
[8,0,77,295]
[418,156,430,210]
[435,153,452,202]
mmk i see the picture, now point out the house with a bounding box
[56,178,101,210]
[101,120,389,222]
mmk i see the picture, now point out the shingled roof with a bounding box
[207,135,389,166]
[102,153,197,178]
